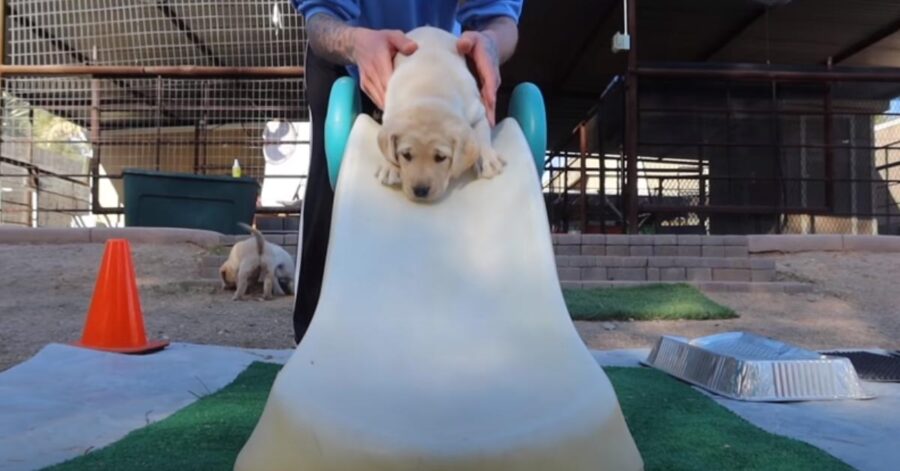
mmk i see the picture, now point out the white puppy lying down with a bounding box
[376,26,505,202]
[219,223,295,301]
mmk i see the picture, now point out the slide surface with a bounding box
[235,116,643,471]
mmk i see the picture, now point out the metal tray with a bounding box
[643,332,873,402]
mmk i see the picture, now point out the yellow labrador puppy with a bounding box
[376,26,505,202]
[219,223,295,301]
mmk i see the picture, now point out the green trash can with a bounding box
[122,170,259,235]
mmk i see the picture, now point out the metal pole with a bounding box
[599,125,606,234]
[28,108,36,227]
[635,65,900,83]
[824,83,835,211]
[772,81,783,234]
[800,116,809,233]
[579,124,588,232]
[202,81,209,175]
[850,116,858,234]
[563,154,569,232]
[1,0,6,223]
[192,121,201,174]
[155,76,163,171]
[0,64,304,78]
[90,79,102,214]
[0,0,6,68]
[624,0,639,233]
[884,147,896,234]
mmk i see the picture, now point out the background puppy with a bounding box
[376,26,504,203]
[219,223,295,301]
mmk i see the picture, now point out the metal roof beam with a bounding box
[155,0,223,67]
[698,7,767,62]
[829,14,900,64]
[553,0,620,91]
[7,4,91,65]
[6,5,179,121]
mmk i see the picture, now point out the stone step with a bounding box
[219,231,298,247]
[553,234,749,245]
[556,255,775,283]
[556,255,773,269]
[553,234,750,258]
[561,280,811,294]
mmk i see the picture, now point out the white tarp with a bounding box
[0,343,289,471]
[2,343,898,470]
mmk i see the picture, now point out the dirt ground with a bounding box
[0,243,295,372]
[1,243,898,372]
[578,252,900,352]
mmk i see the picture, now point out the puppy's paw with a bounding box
[475,148,505,179]
[375,164,402,187]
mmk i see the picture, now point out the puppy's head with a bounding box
[278,277,294,295]
[378,107,479,202]
[219,264,237,290]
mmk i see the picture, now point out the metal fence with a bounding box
[0,0,308,227]
[6,0,305,67]
[544,67,900,235]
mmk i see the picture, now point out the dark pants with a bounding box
[293,47,375,344]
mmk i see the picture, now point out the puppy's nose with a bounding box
[413,185,430,198]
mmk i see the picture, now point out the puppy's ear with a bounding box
[377,121,400,168]
[450,121,480,178]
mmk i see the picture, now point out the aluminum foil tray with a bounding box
[643,332,873,402]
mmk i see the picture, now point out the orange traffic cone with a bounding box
[72,239,169,354]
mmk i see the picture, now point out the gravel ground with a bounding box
[1,244,898,372]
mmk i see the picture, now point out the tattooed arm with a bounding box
[305,13,358,65]
[306,13,417,109]
[456,16,520,126]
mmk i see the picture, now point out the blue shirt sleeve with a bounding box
[457,0,523,30]
[292,0,360,22]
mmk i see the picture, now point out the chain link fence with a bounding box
[0,0,308,227]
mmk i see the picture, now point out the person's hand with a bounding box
[457,31,501,126]
[351,28,417,110]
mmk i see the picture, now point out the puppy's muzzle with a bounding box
[413,185,430,199]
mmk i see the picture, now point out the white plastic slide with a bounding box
[235,116,643,470]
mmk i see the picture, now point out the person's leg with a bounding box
[292,46,345,344]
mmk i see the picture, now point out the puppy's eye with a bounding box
[401,151,413,162]
[434,153,448,163]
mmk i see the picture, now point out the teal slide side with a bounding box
[508,82,548,178]
[324,77,361,189]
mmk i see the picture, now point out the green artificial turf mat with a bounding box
[605,367,852,471]
[564,283,737,321]
[44,363,850,471]
[43,362,275,471]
